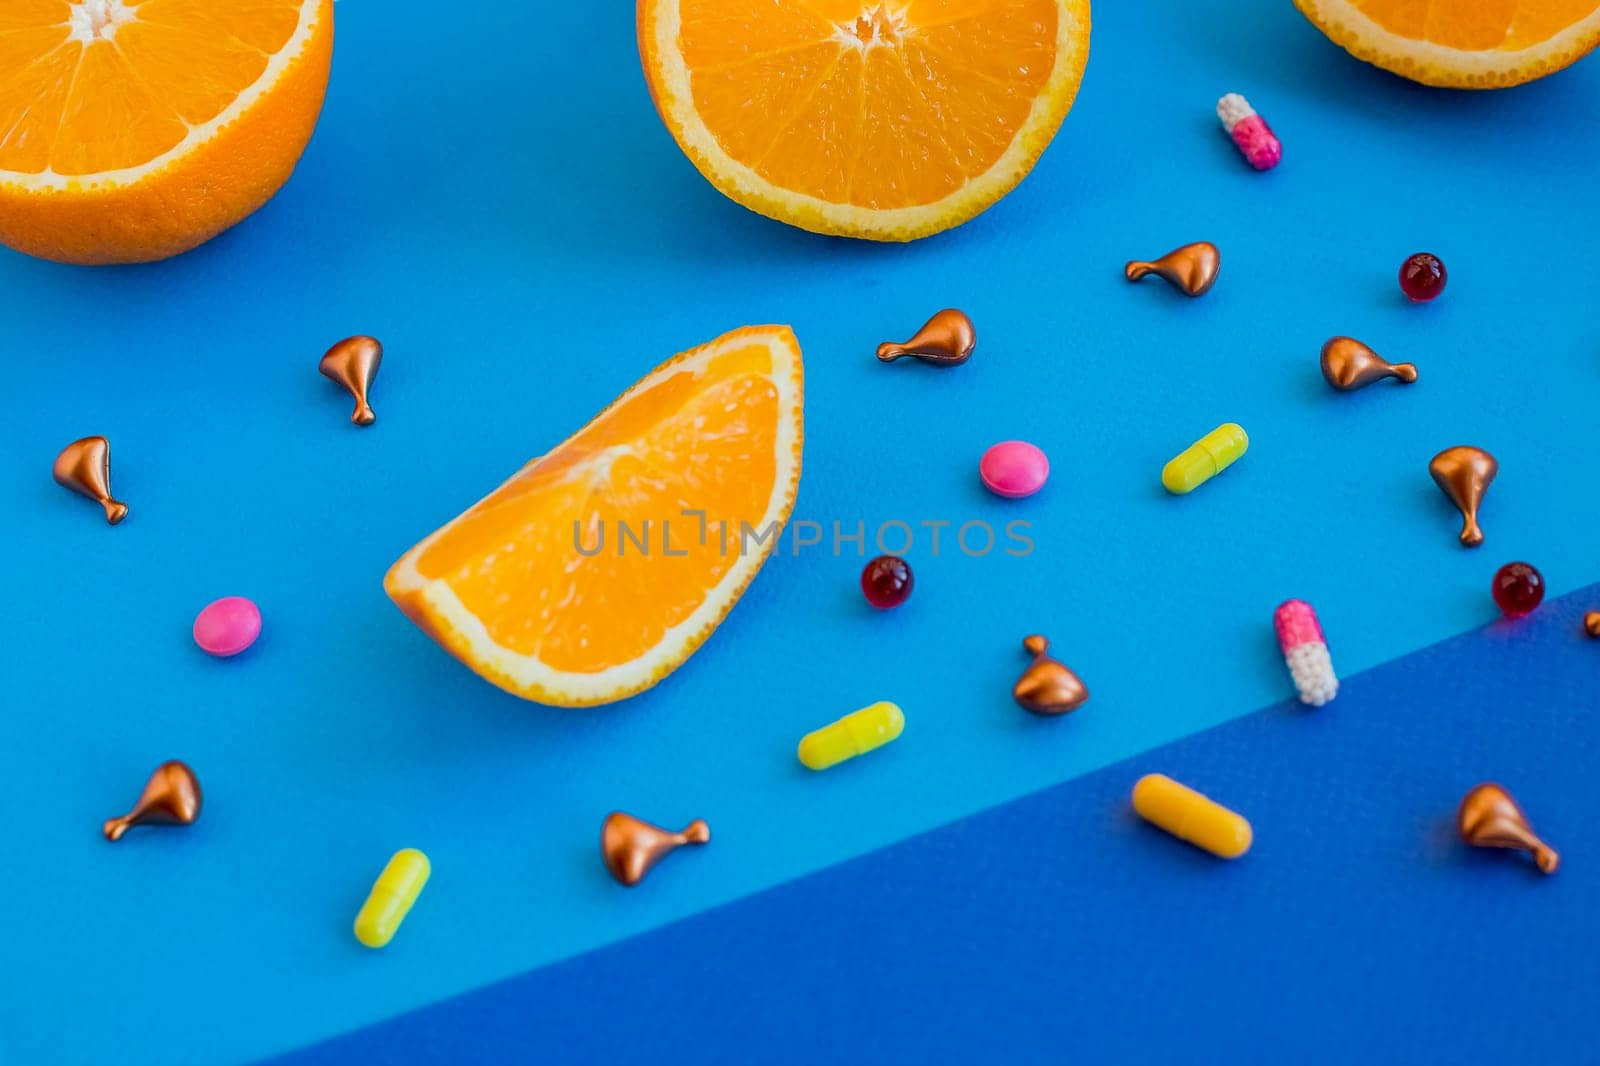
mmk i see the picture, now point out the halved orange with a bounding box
[385,326,805,707]
[1295,0,1600,87]
[638,0,1091,241]
[0,0,333,265]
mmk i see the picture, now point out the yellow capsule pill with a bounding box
[1132,774,1252,859]
[798,701,904,770]
[1161,422,1249,494]
[354,848,430,948]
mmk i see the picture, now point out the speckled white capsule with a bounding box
[1274,599,1336,706]
[1218,93,1281,171]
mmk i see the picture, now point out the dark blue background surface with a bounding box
[271,584,1600,1065]
[3,0,1599,1062]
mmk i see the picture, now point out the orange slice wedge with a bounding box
[385,326,805,707]
[637,0,1091,241]
[1294,0,1600,87]
[0,0,333,264]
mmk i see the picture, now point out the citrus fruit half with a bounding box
[637,0,1091,241]
[1294,0,1600,88]
[385,325,805,707]
[0,0,333,265]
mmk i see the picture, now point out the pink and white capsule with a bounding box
[1217,93,1280,171]
[1274,599,1336,706]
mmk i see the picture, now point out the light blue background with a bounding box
[3,2,1597,1063]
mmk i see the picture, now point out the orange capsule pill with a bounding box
[1132,773,1252,859]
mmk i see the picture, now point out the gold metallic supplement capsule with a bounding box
[1320,336,1417,391]
[354,848,430,948]
[876,309,976,366]
[601,812,710,887]
[798,701,904,770]
[1124,241,1221,297]
[1012,635,1089,716]
[1428,445,1497,548]
[320,335,383,426]
[103,760,202,841]
[53,435,128,524]
[1457,783,1558,874]
[1132,773,1252,859]
[1161,423,1248,494]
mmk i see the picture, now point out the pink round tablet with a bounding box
[980,441,1049,498]
[193,596,262,658]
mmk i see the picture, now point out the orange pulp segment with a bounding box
[0,0,332,263]
[385,325,805,707]
[638,0,1091,240]
[1294,0,1600,87]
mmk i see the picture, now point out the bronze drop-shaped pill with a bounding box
[1124,242,1220,297]
[876,309,976,367]
[601,811,710,887]
[104,761,202,841]
[53,436,127,524]
[320,336,384,426]
[1458,783,1558,874]
[1012,635,1089,716]
[1429,445,1497,547]
[1320,337,1418,391]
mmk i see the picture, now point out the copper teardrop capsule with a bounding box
[319,336,384,426]
[1429,446,1497,548]
[52,436,127,524]
[1320,337,1418,390]
[1457,782,1558,874]
[1124,242,1221,297]
[103,761,203,841]
[1012,635,1089,716]
[876,309,976,366]
[601,811,710,887]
